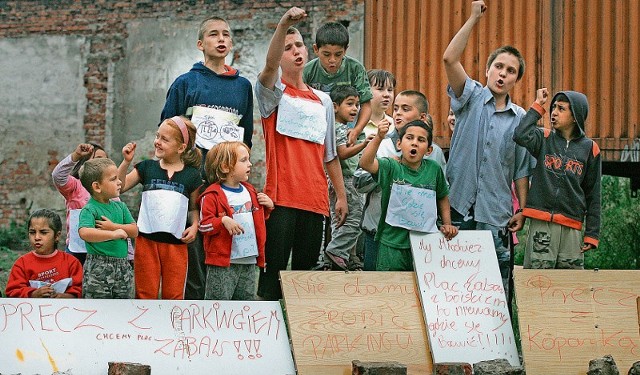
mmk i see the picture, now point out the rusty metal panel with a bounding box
[364,0,640,163]
[549,0,640,163]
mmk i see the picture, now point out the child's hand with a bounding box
[440,224,459,240]
[580,243,595,253]
[96,215,117,231]
[471,0,487,19]
[535,88,549,106]
[113,228,128,239]
[347,129,361,148]
[180,224,198,244]
[222,216,244,236]
[364,133,376,144]
[257,192,274,210]
[122,142,137,163]
[72,143,94,162]
[377,118,390,139]
[32,285,55,298]
[280,7,307,28]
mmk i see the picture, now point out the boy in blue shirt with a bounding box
[304,22,372,147]
[160,16,252,299]
[359,120,458,271]
[443,0,532,299]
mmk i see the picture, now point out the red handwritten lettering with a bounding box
[128,306,152,330]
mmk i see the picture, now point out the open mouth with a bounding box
[410,149,417,156]
[216,46,226,52]
[496,79,504,87]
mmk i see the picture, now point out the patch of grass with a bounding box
[0,221,30,296]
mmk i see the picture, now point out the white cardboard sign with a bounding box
[410,230,520,366]
[0,299,295,374]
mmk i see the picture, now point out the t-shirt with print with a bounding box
[221,184,259,265]
[135,159,202,244]
[335,121,366,177]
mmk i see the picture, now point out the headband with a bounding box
[170,116,195,150]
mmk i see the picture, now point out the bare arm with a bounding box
[118,142,141,193]
[325,157,348,227]
[443,0,486,98]
[358,119,389,175]
[79,227,128,243]
[180,189,201,244]
[508,176,529,232]
[258,7,307,89]
[337,134,374,160]
[348,101,372,146]
[437,196,458,240]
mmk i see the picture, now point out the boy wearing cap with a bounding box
[513,88,601,269]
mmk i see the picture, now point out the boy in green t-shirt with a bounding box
[303,22,372,147]
[78,158,138,298]
[359,120,458,271]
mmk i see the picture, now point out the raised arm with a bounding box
[513,88,549,155]
[358,119,389,175]
[443,0,486,98]
[52,143,94,186]
[118,142,141,194]
[258,7,307,89]
[338,134,374,160]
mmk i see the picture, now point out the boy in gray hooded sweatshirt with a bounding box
[514,88,601,269]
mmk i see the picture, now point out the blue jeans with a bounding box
[451,208,513,301]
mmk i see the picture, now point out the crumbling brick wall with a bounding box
[0,0,364,226]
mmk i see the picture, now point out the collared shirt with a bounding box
[446,77,533,227]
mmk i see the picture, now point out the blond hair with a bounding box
[79,158,116,194]
[204,141,250,184]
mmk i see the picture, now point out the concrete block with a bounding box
[108,362,151,375]
[434,362,473,375]
[352,360,408,375]
[588,355,620,375]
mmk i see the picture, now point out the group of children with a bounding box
[5,2,601,303]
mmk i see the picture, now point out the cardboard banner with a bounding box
[514,268,640,375]
[280,271,432,375]
[0,299,295,375]
[410,230,520,366]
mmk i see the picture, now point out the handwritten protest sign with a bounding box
[280,271,431,375]
[191,106,244,149]
[410,231,519,366]
[276,93,327,144]
[514,268,640,375]
[0,299,294,375]
[385,184,438,233]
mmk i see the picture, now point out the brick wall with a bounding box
[0,0,364,227]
